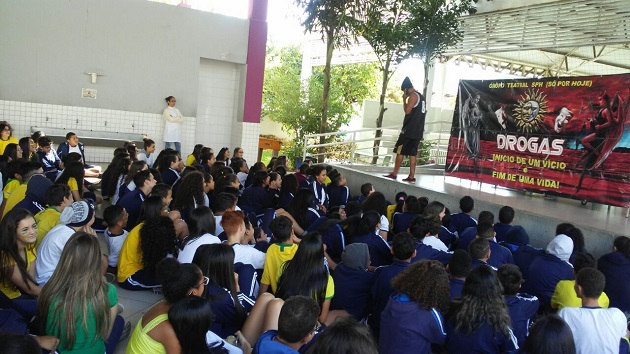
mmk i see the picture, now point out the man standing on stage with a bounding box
[384,77,427,183]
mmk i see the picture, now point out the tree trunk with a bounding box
[319,28,335,163]
[422,51,432,98]
[371,57,392,165]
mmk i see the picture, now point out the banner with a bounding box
[445,74,630,207]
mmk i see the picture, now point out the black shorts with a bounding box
[394,136,420,156]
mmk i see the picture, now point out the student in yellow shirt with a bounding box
[2,161,43,218]
[185,144,204,167]
[55,161,85,202]
[258,216,299,297]
[34,184,72,246]
[551,252,610,311]
[0,208,42,318]
[0,122,19,155]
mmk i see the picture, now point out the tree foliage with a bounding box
[262,45,379,165]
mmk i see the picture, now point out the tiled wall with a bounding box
[0,100,198,164]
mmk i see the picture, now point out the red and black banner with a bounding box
[445,74,630,207]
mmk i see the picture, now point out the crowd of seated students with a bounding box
[0,127,628,353]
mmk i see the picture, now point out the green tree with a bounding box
[295,0,364,162]
[262,45,378,165]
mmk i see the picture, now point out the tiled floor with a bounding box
[112,283,163,354]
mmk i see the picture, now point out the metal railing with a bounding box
[302,120,453,166]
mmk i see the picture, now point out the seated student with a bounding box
[494,206,514,243]
[448,195,477,234]
[551,252,609,311]
[2,161,42,218]
[565,226,588,265]
[446,266,518,354]
[177,206,220,264]
[14,175,52,215]
[277,173,298,210]
[469,237,496,271]
[497,264,539,349]
[36,201,96,286]
[159,154,182,186]
[558,268,628,354]
[212,193,238,237]
[117,160,148,204]
[253,295,320,354]
[0,122,19,155]
[309,164,329,214]
[423,201,456,249]
[391,195,422,236]
[266,171,282,208]
[103,205,129,271]
[455,210,493,251]
[2,160,26,204]
[369,232,416,338]
[170,171,207,222]
[523,314,576,354]
[259,216,299,296]
[499,225,543,280]
[362,192,390,239]
[117,170,157,230]
[39,232,126,354]
[306,315,379,354]
[222,210,266,270]
[386,192,406,226]
[476,222,514,268]
[117,198,179,291]
[192,244,255,339]
[447,249,472,300]
[331,243,374,321]
[598,236,630,313]
[168,296,246,354]
[137,138,157,168]
[295,163,311,189]
[34,184,72,246]
[523,233,574,312]
[284,188,321,234]
[327,169,350,210]
[408,216,452,265]
[421,215,450,252]
[0,209,42,319]
[231,157,249,187]
[349,211,392,267]
[379,260,450,354]
[239,170,273,215]
[357,182,374,204]
[36,137,61,182]
[185,144,204,167]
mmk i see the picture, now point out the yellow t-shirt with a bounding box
[0,137,19,155]
[34,207,61,247]
[0,246,36,299]
[185,154,197,167]
[3,179,20,200]
[551,279,610,310]
[117,223,144,283]
[261,243,298,294]
[67,177,79,192]
[3,183,27,218]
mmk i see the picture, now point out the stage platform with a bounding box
[333,164,630,259]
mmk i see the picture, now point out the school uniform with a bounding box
[448,212,477,234]
[438,226,458,250]
[522,253,574,310]
[494,223,512,243]
[327,185,350,209]
[253,330,298,354]
[449,279,465,300]
[161,168,180,186]
[391,212,417,235]
[487,241,514,269]
[330,264,374,320]
[267,188,280,208]
[411,241,452,265]
[239,186,274,214]
[310,180,328,212]
[277,193,294,210]
[369,260,410,336]
[446,318,518,354]
[350,232,392,267]
[454,226,477,251]
[206,282,255,339]
[598,251,630,313]
[499,226,543,280]
[505,293,539,348]
[470,259,497,271]
[117,189,147,230]
[380,294,447,354]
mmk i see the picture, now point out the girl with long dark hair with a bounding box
[19,137,38,163]
[186,144,204,167]
[245,161,266,189]
[276,232,333,324]
[177,206,219,264]
[362,191,389,239]
[277,173,298,209]
[117,160,148,203]
[216,147,231,165]
[3,143,22,162]
[0,208,41,318]
[171,171,207,221]
[350,211,392,267]
[117,196,179,291]
[192,244,255,338]
[101,152,131,201]
[200,152,216,174]
[55,161,85,202]
[309,164,328,214]
[446,265,518,353]
[392,195,422,235]
[286,188,320,233]
[326,169,349,210]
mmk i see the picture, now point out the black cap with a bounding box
[401,77,413,90]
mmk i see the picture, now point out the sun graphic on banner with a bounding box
[513,90,548,133]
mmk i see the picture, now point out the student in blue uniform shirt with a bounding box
[499,225,543,280]
[598,236,630,313]
[309,164,328,214]
[447,250,471,300]
[330,243,374,321]
[455,210,493,251]
[349,211,392,267]
[368,232,416,339]
[477,222,514,268]
[326,169,350,210]
[285,188,320,233]
[448,195,477,234]
[494,206,514,243]
[277,174,298,210]
[253,295,320,354]
[159,153,182,186]
[408,216,452,265]
[497,264,539,349]
[117,170,156,230]
[446,265,519,354]
[379,260,450,354]
[266,172,282,208]
[239,170,274,214]
[391,195,422,235]
[469,238,497,271]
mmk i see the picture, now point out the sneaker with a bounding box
[119,321,132,343]
[383,173,397,179]
[104,273,116,284]
[152,287,163,295]
[402,177,416,183]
